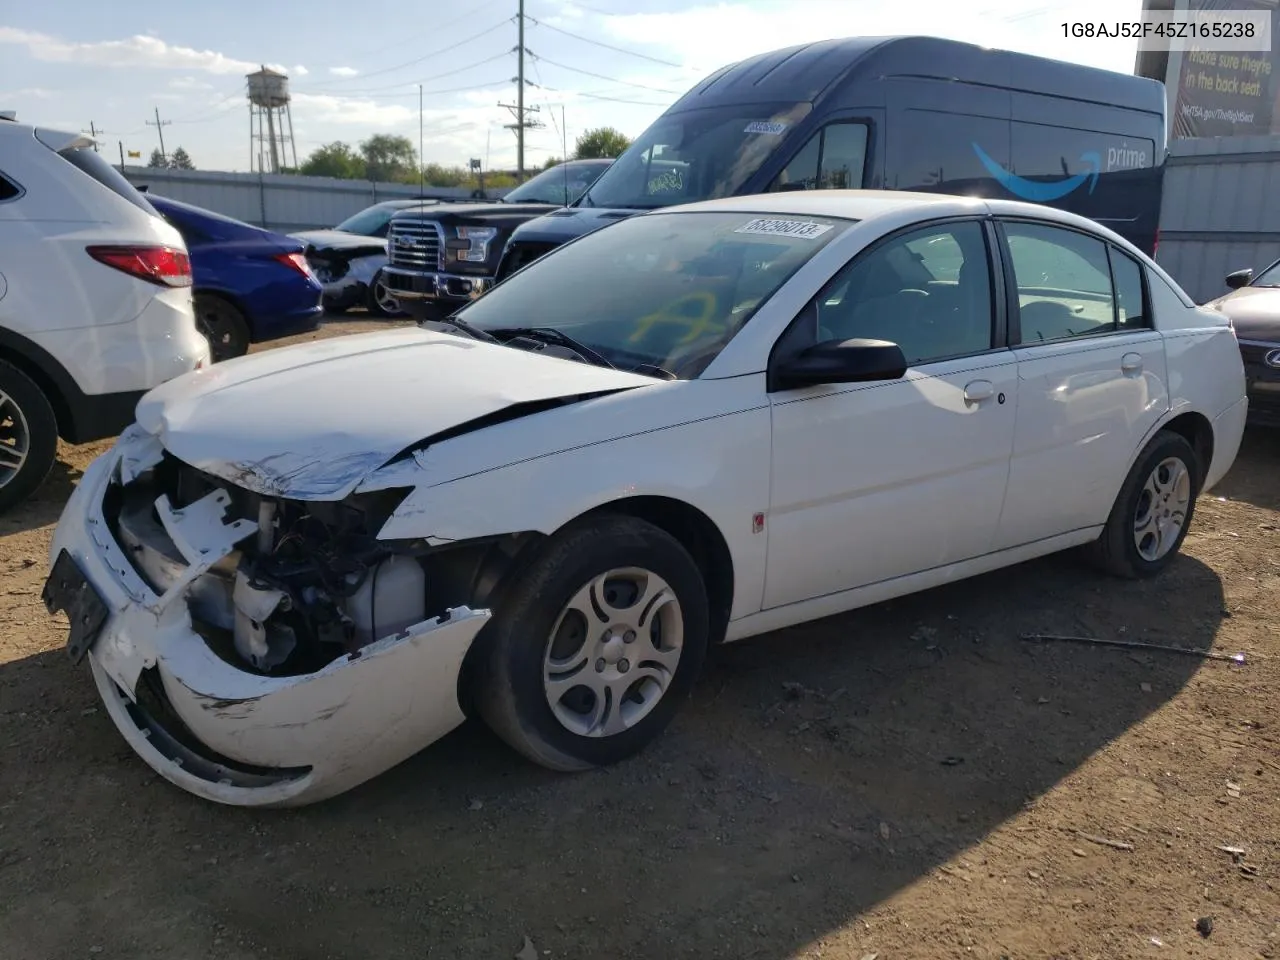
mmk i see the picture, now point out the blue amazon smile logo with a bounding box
[971,143,1101,202]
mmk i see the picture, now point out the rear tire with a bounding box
[0,360,58,514]
[475,515,710,772]
[1085,429,1201,579]
[194,293,251,362]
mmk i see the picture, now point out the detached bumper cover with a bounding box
[46,426,491,807]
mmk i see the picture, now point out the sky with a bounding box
[0,0,1149,174]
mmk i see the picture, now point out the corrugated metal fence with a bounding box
[121,167,511,234]
[1157,135,1280,304]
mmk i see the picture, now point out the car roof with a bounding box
[658,189,1140,247]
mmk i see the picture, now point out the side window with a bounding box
[0,173,19,202]
[811,220,994,365]
[1003,222,1116,343]
[769,122,867,192]
[1109,248,1148,329]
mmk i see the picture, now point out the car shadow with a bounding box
[1216,425,1280,510]
[2,454,83,537]
[0,550,1227,960]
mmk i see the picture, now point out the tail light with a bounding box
[275,252,315,278]
[87,245,192,287]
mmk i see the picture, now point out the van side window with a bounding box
[769,122,867,192]
[1003,222,1117,343]
[811,220,994,364]
[0,173,18,202]
[1109,248,1148,329]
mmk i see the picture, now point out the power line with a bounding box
[529,53,682,94]
[292,51,515,97]
[332,0,502,65]
[527,17,688,69]
[298,17,515,88]
[294,78,514,103]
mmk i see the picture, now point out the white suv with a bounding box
[0,116,210,511]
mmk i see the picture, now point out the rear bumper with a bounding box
[249,304,324,344]
[1204,395,1249,493]
[382,265,493,304]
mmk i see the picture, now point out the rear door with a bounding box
[991,217,1169,550]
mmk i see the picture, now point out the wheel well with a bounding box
[0,345,71,439]
[1162,411,1214,490]
[582,496,735,646]
[193,289,251,331]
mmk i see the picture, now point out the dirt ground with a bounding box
[2,314,1279,960]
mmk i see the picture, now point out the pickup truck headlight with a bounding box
[448,226,498,264]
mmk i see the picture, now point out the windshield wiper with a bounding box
[490,327,617,369]
[423,314,499,343]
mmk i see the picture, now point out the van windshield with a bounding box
[579,102,813,210]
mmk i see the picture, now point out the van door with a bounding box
[760,111,880,193]
[992,218,1169,550]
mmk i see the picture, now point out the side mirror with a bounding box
[772,338,908,391]
[1225,268,1253,289]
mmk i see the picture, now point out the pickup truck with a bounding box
[380,158,612,320]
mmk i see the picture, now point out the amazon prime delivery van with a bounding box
[496,35,1165,280]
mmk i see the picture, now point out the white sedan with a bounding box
[43,190,1248,807]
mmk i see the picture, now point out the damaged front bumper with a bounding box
[44,426,491,807]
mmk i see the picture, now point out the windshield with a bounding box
[579,102,813,210]
[1252,259,1280,286]
[334,204,397,235]
[452,208,851,379]
[502,162,609,205]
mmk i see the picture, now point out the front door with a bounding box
[763,218,1018,610]
[992,218,1170,549]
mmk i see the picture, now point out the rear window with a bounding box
[57,147,157,216]
[0,174,20,202]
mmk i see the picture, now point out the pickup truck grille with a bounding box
[388,220,443,271]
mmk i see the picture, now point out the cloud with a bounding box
[329,66,359,77]
[291,92,418,126]
[0,26,289,76]
[597,0,1146,75]
[169,76,214,91]
[0,87,56,100]
[293,64,309,76]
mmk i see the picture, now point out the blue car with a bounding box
[148,194,323,362]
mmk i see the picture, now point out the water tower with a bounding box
[247,66,297,173]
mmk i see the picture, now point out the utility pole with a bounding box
[146,107,171,164]
[419,83,425,195]
[82,121,102,152]
[497,0,543,181]
[118,141,125,173]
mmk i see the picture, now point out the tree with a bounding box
[169,147,195,170]
[360,133,416,182]
[542,155,561,170]
[299,142,366,179]
[574,127,630,160]
[147,148,167,168]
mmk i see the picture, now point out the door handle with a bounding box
[963,379,995,403]
[1121,352,1143,374]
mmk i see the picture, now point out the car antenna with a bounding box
[562,104,569,205]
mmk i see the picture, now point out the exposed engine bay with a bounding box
[107,452,528,679]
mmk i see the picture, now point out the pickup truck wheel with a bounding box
[476,515,710,772]
[365,270,405,318]
[0,360,58,513]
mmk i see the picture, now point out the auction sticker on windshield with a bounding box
[734,218,834,239]
[744,121,788,135]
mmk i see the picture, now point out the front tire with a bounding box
[476,515,710,772]
[194,294,251,362]
[0,360,58,514]
[1086,429,1201,579]
[365,270,405,318]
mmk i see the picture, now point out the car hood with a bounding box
[290,229,386,253]
[133,327,657,500]
[508,207,640,244]
[1205,286,1280,342]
